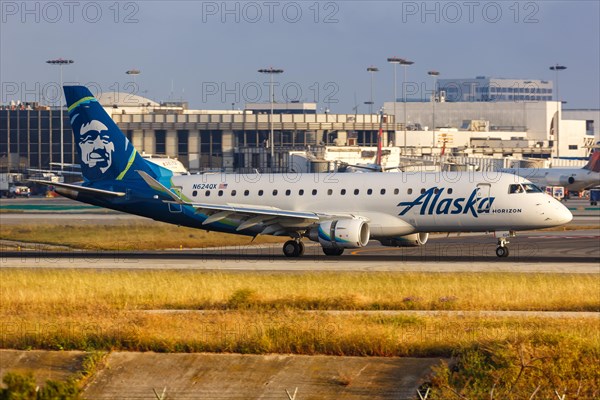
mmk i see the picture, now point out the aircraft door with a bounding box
[476,183,492,213]
[168,186,183,213]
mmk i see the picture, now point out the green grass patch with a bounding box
[427,338,599,399]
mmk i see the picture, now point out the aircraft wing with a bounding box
[137,171,355,234]
[28,180,126,197]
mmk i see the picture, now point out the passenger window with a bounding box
[380,189,386,195]
[327,189,333,195]
[407,188,412,195]
[367,189,373,195]
[448,188,453,194]
[218,190,223,196]
[273,189,278,196]
[192,190,198,197]
[341,189,346,195]
[231,190,237,196]
[312,189,318,195]
[285,189,291,196]
[299,189,304,195]
[205,190,211,197]
[421,188,426,194]
[394,188,399,195]
[258,190,264,196]
[354,189,360,195]
[244,190,249,196]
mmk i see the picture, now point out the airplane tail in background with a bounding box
[582,146,600,172]
[64,86,166,183]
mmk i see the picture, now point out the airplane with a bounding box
[500,147,600,192]
[31,86,573,258]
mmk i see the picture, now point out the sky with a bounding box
[1,1,599,112]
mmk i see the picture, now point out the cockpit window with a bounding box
[523,183,543,193]
[509,183,543,194]
[509,184,523,194]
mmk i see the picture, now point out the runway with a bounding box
[1,197,598,273]
[2,230,598,273]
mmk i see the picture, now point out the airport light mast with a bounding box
[46,58,74,171]
[126,69,141,85]
[400,59,414,157]
[549,64,567,158]
[366,66,379,114]
[428,70,440,151]
[258,67,284,168]
[387,57,402,149]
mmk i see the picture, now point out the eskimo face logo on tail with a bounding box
[398,187,495,218]
[78,120,114,174]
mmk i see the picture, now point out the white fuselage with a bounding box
[172,171,572,238]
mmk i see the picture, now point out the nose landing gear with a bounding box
[495,231,515,258]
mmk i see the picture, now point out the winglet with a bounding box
[137,170,182,202]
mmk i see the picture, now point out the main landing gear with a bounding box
[283,239,305,257]
[282,239,345,257]
[322,247,344,256]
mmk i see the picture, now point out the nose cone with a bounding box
[549,199,573,225]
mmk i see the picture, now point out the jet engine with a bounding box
[557,175,576,186]
[308,219,370,248]
[380,232,429,247]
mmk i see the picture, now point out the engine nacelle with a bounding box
[380,232,429,247]
[548,175,575,186]
[308,219,370,248]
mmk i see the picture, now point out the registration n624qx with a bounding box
[32,86,573,258]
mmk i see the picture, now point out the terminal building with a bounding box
[437,76,554,103]
[0,93,391,174]
[1,88,598,175]
[382,100,598,160]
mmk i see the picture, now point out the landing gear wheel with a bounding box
[495,233,513,258]
[283,240,303,257]
[495,246,509,258]
[297,241,305,256]
[322,247,344,256]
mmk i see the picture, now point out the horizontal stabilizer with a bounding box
[28,180,126,197]
[137,170,182,202]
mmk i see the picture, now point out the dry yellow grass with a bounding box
[0,223,284,250]
[1,269,598,397]
[1,270,597,314]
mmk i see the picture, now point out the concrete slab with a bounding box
[84,352,441,400]
[0,350,86,387]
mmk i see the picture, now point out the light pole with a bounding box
[549,64,566,158]
[387,57,402,151]
[366,66,379,114]
[46,58,74,171]
[428,70,440,151]
[258,67,284,168]
[400,59,414,156]
[126,69,141,85]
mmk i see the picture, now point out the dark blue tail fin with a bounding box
[64,86,163,182]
